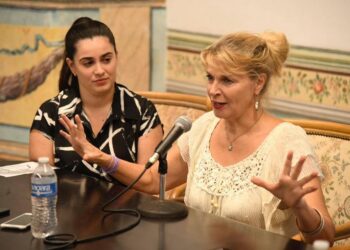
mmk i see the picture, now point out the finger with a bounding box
[291,156,306,180]
[59,115,70,132]
[282,151,293,176]
[75,115,84,130]
[251,176,275,191]
[60,114,76,131]
[298,172,318,186]
[59,130,72,143]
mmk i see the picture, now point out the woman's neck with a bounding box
[224,109,264,135]
[80,89,114,110]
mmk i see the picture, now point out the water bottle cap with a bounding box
[38,157,49,163]
[313,240,330,249]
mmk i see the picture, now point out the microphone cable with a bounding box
[43,167,148,249]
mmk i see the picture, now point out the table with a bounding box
[0,165,312,250]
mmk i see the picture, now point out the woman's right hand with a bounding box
[59,114,102,162]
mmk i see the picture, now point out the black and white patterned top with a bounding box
[30,83,162,182]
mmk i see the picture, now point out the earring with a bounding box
[255,100,259,111]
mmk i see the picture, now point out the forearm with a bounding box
[293,203,335,245]
[86,150,159,194]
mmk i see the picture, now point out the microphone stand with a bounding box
[137,154,188,219]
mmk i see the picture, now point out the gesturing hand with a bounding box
[59,114,102,162]
[251,151,318,210]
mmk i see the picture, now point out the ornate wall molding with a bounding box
[167,30,350,123]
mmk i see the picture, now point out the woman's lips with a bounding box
[94,78,108,84]
[212,101,226,110]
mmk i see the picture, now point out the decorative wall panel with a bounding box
[167,30,350,123]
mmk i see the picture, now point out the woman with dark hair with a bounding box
[29,17,163,182]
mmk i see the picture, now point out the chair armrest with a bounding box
[335,221,350,241]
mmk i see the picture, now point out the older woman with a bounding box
[58,31,334,244]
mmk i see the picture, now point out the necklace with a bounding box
[224,111,264,151]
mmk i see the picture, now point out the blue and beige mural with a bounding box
[0,6,99,129]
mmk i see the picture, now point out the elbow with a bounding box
[133,171,159,195]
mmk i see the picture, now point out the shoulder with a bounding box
[188,111,217,140]
[37,90,69,111]
[272,122,307,139]
[192,111,217,128]
[115,83,154,109]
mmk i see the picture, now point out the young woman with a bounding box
[58,31,335,244]
[29,17,163,182]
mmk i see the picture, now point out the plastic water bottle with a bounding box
[312,240,330,250]
[31,157,57,238]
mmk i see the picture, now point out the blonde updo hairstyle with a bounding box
[200,31,289,94]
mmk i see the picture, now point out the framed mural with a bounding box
[0,6,100,128]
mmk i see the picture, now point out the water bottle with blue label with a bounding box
[31,157,57,238]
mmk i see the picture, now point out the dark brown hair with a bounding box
[58,17,117,92]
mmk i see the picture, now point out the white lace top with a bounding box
[177,112,323,237]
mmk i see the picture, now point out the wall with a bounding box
[0,0,166,160]
[166,0,350,124]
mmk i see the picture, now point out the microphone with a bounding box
[145,116,192,169]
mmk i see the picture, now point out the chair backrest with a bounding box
[285,119,350,246]
[137,91,211,135]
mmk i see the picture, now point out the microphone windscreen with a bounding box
[175,116,192,132]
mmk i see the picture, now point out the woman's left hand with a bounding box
[251,151,319,210]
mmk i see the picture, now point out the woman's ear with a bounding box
[255,73,267,95]
[66,58,76,76]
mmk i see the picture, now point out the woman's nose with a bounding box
[208,81,220,96]
[94,63,105,76]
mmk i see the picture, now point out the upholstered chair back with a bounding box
[286,119,350,247]
[138,92,211,135]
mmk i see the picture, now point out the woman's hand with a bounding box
[251,151,319,210]
[59,114,102,162]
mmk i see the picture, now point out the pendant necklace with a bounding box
[225,111,264,152]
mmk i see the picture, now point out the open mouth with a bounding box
[212,101,226,109]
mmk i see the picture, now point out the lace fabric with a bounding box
[177,112,323,236]
[194,142,266,196]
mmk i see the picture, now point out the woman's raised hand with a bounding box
[251,151,319,210]
[59,114,102,162]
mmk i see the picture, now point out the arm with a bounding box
[251,151,335,244]
[29,129,55,166]
[136,124,163,165]
[293,178,335,244]
[59,114,188,194]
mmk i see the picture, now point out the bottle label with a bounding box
[31,183,57,197]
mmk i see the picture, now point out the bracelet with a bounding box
[296,208,325,237]
[103,155,120,174]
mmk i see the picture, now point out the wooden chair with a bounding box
[137,91,211,135]
[286,119,350,248]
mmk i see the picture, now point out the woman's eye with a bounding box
[222,77,234,84]
[82,61,93,67]
[206,74,214,82]
[103,57,111,63]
